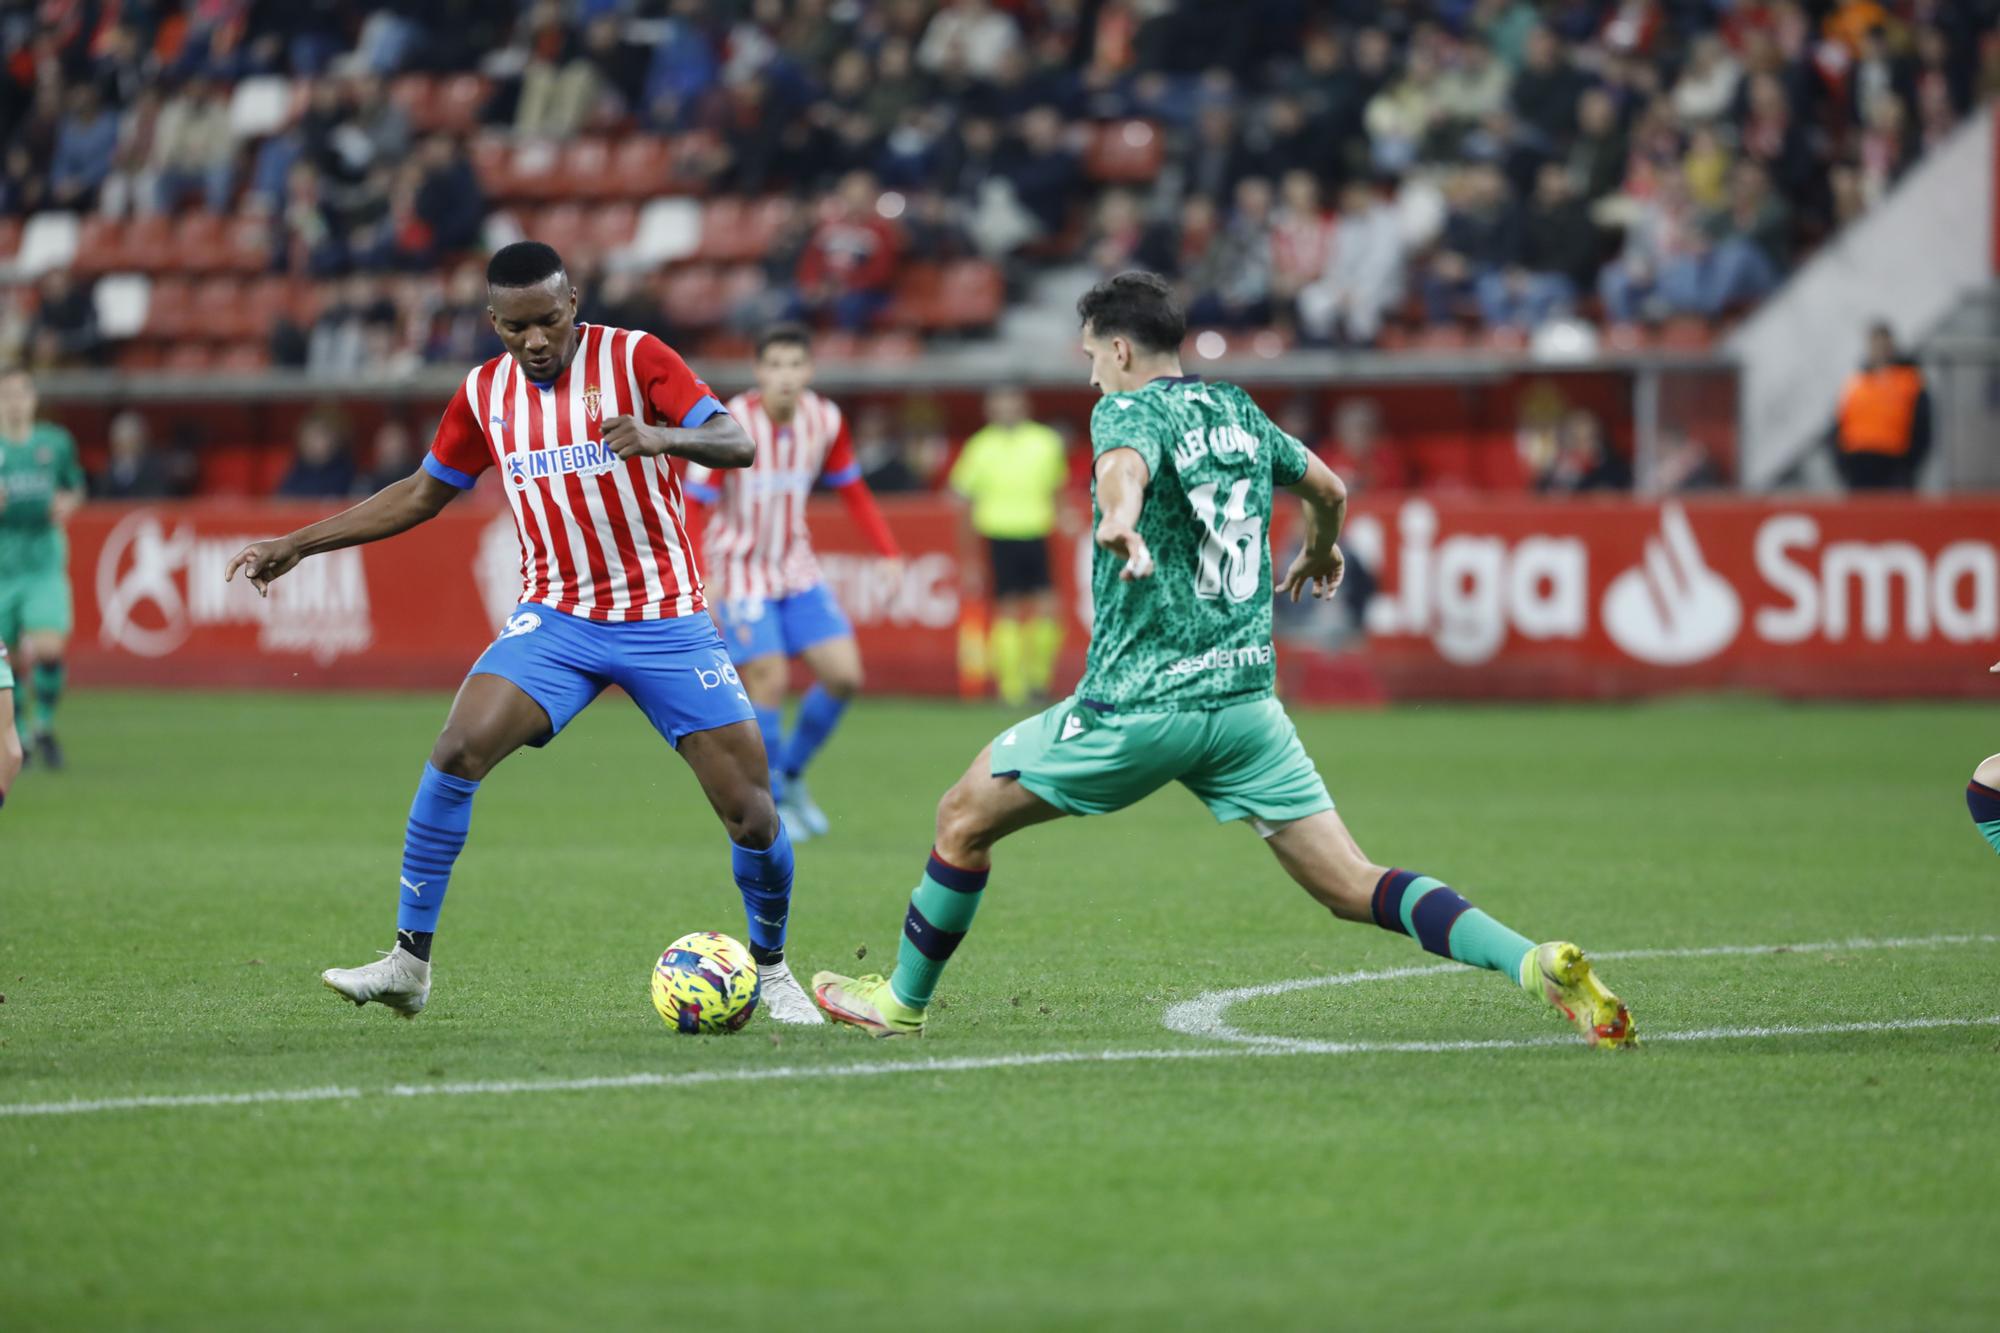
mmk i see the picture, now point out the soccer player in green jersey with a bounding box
[0,643,21,809]
[813,272,1635,1049]
[0,369,84,771]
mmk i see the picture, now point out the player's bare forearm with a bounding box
[1093,447,1155,580]
[604,414,754,469]
[1287,454,1348,554]
[224,472,457,595]
[1279,454,1349,603]
[0,691,19,805]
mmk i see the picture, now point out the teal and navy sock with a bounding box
[395,762,480,945]
[1967,779,2000,854]
[888,850,987,1010]
[779,684,848,781]
[732,823,795,965]
[30,660,63,733]
[1370,868,1535,978]
[753,703,787,800]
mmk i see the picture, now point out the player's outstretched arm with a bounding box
[1093,447,1154,581]
[1278,453,1349,603]
[224,471,461,596]
[603,413,754,469]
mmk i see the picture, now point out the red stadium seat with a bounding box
[243,276,296,337]
[865,331,923,362]
[564,137,614,200]
[697,332,754,360]
[530,204,590,260]
[588,201,639,253]
[256,445,295,494]
[223,213,270,274]
[1085,120,1165,184]
[697,198,750,262]
[661,266,724,329]
[1654,317,1713,352]
[198,444,258,496]
[144,277,196,337]
[1601,322,1648,353]
[216,341,271,372]
[0,215,20,262]
[291,281,330,326]
[508,140,564,202]
[70,214,125,276]
[886,263,942,328]
[170,212,234,273]
[815,331,862,361]
[122,214,176,273]
[192,276,252,340]
[932,260,1003,331]
[718,263,764,311]
[1413,324,1471,353]
[161,342,215,373]
[1480,325,1528,353]
[469,133,514,198]
[610,137,673,198]
[114,342,162,372]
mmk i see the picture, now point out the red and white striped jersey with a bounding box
[424,324,724,622]
[685,388,862,602]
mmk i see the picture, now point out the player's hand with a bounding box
[1096,517,1154,581]
[603,415,669,460]
[224,537,303,597]
[1278,545,1345,603]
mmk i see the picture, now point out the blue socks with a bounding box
[732,823,796,964]
[1370,868,1536,979]
[753,704,787,800]
[396,763,480,941]
[780,685,849,780]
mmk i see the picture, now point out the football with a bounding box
[650,931,761,1034]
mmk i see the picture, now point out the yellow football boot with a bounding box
[811,972,926,1038]
[1521,942,1636,1049]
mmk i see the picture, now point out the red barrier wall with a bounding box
[66,495,2000,699]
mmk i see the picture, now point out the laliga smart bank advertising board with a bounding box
[64,495,2000,700]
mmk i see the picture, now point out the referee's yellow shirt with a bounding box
[948,423,1069,539]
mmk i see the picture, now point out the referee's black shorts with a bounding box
[986,537,1053,598]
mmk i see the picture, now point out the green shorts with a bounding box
[0,570,72,644]
[990,695,1334,827]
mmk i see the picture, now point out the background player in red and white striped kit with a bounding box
[684,325,900,841]
[224,243,821,1024]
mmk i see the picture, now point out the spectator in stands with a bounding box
[1364,45,1442,174]
[1087,189,1174,278]
[1317,398,1411,493]
[0,143,48,217]
[1831,321,1930,491]
[308,275,397,377]
[413,136,486,254]
[275,411,357,498]
[917,0,1023,83]
[95,412,176,500]
[855,404,924,494]
[99,85,162,217]
[149,77,236,213]
[272,163,347,278]
[1536,410,1631,493]
[1739,73,1816,207]
[1297,180,1405,347]
[582,270,664,337]
[1270,170,1333,330]
[50,85,118,209]
[1511,26,1585,143]
[794,170,903,332]
[864,38,928,134]
[425,264,506,366]
[1568,86,1628,202]
[1002,105,1082,238]
[1597,171,1702,323]
[1435,36,1512,136]
[1483,161,1595,328]
[1276,28,1373,172]
[1688,160,1786,314]
[1857,91,1914,206]
[27,271,99,369]
[644,0,722,130]
[1182,92,1255,203]
[1672,33,1743,124]
[1246,95,1321,183]
[1184,176,1275,329]
[355,420,415,495]
[1424,163,1521,323]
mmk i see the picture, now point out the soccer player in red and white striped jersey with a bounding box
[225,243,821,1025]
[685,325,900,841]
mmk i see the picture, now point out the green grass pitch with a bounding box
[3,691,1998,1330]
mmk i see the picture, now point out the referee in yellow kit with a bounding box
[949,386,1070,705]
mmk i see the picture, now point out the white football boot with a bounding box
[784,776,832,838]
[322,946,431,1017]
[758,960,823,1025]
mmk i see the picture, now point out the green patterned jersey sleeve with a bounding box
[1258,412,1312,487]
[1089,393,1165,477]
[54,427,84,492]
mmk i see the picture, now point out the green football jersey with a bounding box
[1076,375,1311,712]
[0,422,83,575]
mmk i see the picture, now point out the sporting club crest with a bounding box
[583,383,602,421]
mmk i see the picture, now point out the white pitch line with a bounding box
[1161,931,2000,1048]
[4,934,1995,1120]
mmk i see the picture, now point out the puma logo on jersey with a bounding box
[1000,729,1018,746]
[1059,715,1086,741]
[1113,398,1137,411]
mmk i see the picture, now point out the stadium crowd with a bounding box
[1,0,1994,377]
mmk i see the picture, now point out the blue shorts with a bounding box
[469,604,756,749]
[714,583,853,666]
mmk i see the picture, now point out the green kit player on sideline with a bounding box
[812,271,1636,1049]
[0,368,84,770]
[0,644,21,809]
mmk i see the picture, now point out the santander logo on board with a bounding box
[1599,504,1742,665]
